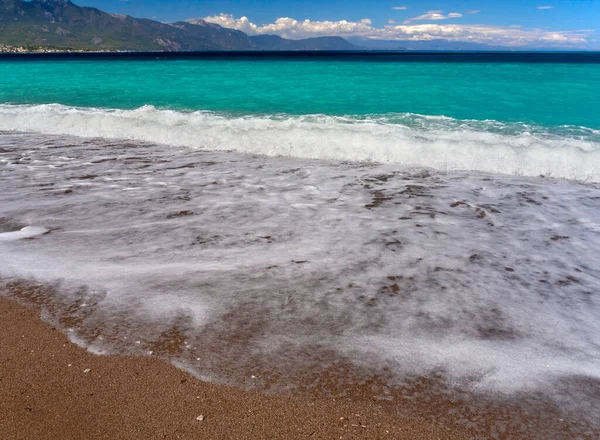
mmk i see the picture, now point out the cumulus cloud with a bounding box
[200,15,375,38]
[392,6,407,10]
[404,10,463,23]
[537,5,554,9]
[466,10,481,14]
[197,14,592,48]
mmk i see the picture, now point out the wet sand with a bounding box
[0,296,466,440]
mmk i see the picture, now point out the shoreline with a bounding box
[0,295,466,440]
[2,291,598,440]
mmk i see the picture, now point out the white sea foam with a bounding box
[0,226,49,242]
[0,104,599,182]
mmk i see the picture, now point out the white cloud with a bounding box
[388,19,396,25]
[537,6,554,9]
[404,11,463,23]
[392,6,407,10]
[200,15,376,38]
[466,10,481,14]
[197,14,592,48]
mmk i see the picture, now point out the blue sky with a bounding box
[74,0,599,48]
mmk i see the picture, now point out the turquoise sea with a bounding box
[0,54,600,127]
[1,53,600,438]
[1,53,600,181]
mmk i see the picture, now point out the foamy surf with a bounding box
[0,103,599,182]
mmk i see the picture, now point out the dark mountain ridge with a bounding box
[0,0,356,51]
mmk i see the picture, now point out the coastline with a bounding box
[0,295,466,440]
[3,287,599,440]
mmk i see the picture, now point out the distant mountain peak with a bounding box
[186,18,207,26]
[186,18,224,30]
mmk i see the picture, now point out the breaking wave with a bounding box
[1,103,599,181]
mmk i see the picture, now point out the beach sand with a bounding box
[0,296,467,440]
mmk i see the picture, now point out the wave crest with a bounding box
[1,104,599,181]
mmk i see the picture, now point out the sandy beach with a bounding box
[1,295,470,440]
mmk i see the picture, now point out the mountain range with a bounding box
[0,0,356,51]
[0,0,561,52]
